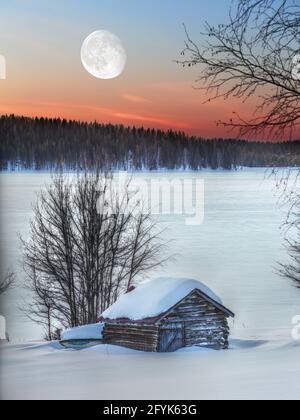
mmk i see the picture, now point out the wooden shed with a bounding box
[101,278,234,352]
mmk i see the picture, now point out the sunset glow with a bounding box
[0,0,298,140]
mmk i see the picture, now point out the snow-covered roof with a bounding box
[102,277,231,321]
[61,323,103,341]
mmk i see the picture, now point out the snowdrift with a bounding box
[61,323,103,341]
[1,328,300,400]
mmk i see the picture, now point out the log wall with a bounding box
[103,323,159,352]
[103,291,232,352]
[158,291,230,350]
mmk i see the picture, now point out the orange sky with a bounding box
[0,0,298,141]
[0,66,258,139]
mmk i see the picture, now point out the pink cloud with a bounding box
[122,94,152,104]
[113,111,191,129]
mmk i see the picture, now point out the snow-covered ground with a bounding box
[61,323,103,341]
[1,328,299,400]
[1,171,299,340]
[1,171,300,399]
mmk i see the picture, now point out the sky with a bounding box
[0,0,267,138]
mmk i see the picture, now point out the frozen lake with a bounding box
[0,170,299,341]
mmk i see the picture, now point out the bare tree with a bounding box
[0,272,15,296]
[178,0,300,290]
[22,171,166,337]
[178,0,300,140]
[279,197,300,288]
[23,264,55,341]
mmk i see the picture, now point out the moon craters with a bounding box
[81,30,127,80]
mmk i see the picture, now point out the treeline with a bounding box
[0,115,299,171]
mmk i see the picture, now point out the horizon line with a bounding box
[1,113,299,144]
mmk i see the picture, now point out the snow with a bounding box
[102,277,224,321]
[175,346,215,353]
[2,171,299,340]
[61,323,103,341]
[1,328,299,400]
[1,171,299,399]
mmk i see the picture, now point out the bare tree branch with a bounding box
[278,195,300,288]
[177,0,300,140]
[21,171,167,337]
[0,272,15,296]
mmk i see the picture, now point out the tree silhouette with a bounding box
[0,272,15,296]
[22,171,166,339]
[178,0,300,141]
[1,115,299,171]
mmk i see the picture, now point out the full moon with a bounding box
[81,30,127,79]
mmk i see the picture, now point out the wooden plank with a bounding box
[105,324,158,332]
[157,289,234,323]
[103,322,159,352]
[159,315,227,324]
[159,322,184,352]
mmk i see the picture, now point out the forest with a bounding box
[0,115,299,171]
